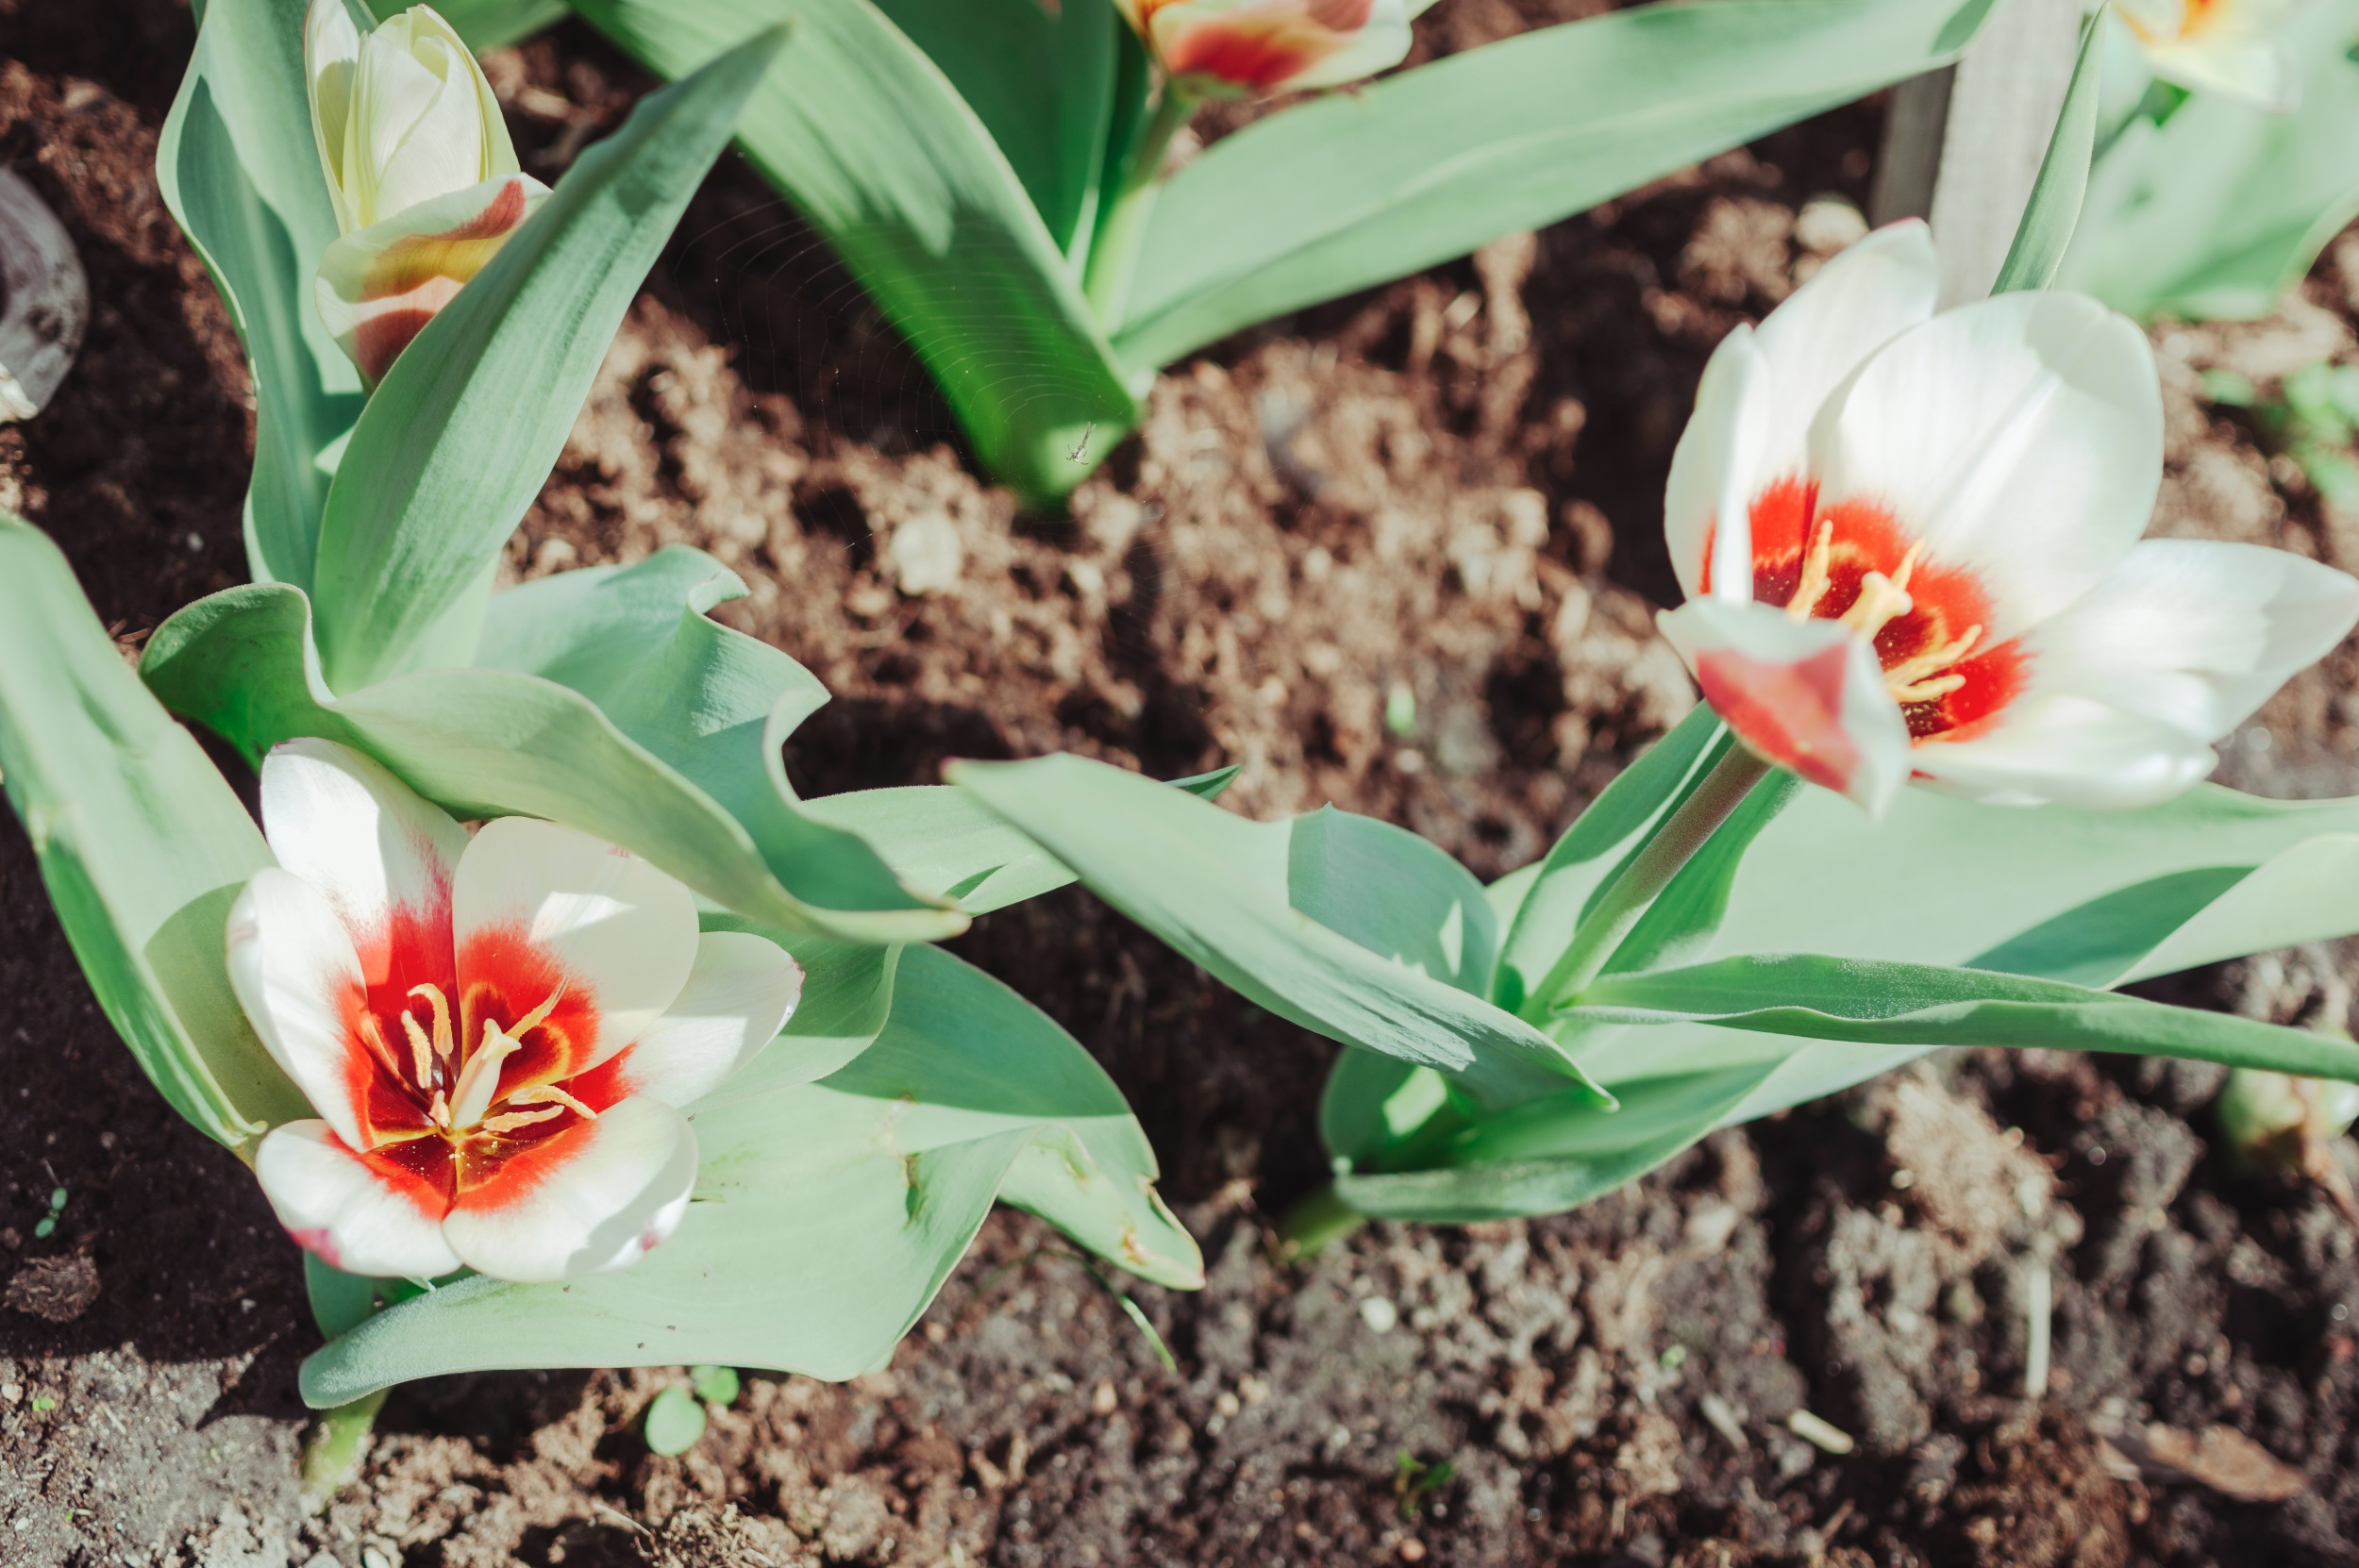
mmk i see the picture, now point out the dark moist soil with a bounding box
[10,3,2359,1564]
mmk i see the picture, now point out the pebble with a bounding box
[1359,1296,1398,1334]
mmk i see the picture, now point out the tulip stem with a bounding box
[1275,1180,1367,1261]
[1530,740,1774,1011]
[1083,82,1198,325]
[299,1389,386,1511]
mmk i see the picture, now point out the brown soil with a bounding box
[8,3,2359,1564]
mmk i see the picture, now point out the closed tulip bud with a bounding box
[304,0,550,384]
[1113,0,1435,98]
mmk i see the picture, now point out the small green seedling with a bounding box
[30,1395,57,1412]
[689,1364,741,1407]
[1394,1450,1456,1520]
[2244,361,2359,510]
[32,1186,65,1241]
[643,1386,706,1457]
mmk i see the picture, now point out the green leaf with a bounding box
[871,0,1061,235]
[2057,0,2359,318]
[1573,953,2359,1079]
[401,0,568,49]
[570,0,1140,505]
[1052,0,1120,264]
[643,1386,708,1455]
[803,765,1240,915]
[297,945,1197,1406]
[0,517,306,1154]
[700,924,902,1093]
[310,30,786,691]
[1113,0,1998,366]
[950,755,1608,1111]
[157,0,364,591]
[1329,1060,1781,1222]
[1287,807,1497,998]
[689,1363,742,1406]
[1990,10,2103,294]
[1493,707,1724,1016]
[477,546,952,932]
[142,582,963,943]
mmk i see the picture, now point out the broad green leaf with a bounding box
[298,945,1198,1406]
[2057,0,2359,318]
[950,755,1608,1111]
[142,583,962,943]
[477,545,947,930]
[872,0,1060,236]
[1561,782,2359,1124]
[1329,1061,1781,1222]
[158,0,363,591]
[1573,954,2359,1079]
[1052,0,1121,263]
[1113,0,1999,366]
[571,0,1140,505]
[310,32,786,691]
[403,0,568,48]
[0,517,306,1154]
[644,1387,708,1455]
[804,765,1240,915]
[1287,807,1497,997]
[1990,10,2103,294]
[1494,706,1723,1016]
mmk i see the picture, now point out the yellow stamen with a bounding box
[509,982,566,1040]
[1882,624,1983,697]
[399,1010,435,1091]
[1840,571,1914,642]
[479,1106,565,1136]
[1889,671,1968,704]
[427,1088,451,1130]
[356,1011,404,1081]
[1886,541,1925,595]
[1785,520,1834,622]
[406,982,457,1066]
[508,1084,599,1120]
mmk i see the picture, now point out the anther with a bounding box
[1888,541,1926,595]
[406,983,457,1066]
[509,982,567,1040]
[1882,624,1984,695]
[399,1010,435,1091]
[448,1022,523,1129]
[480,1106,564,1136]
[356,1011,405,1082]
[1785,520,1834,622]
[1889,672,1968,704]
[509,1084,599,1120]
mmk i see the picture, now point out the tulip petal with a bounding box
[1748,220,1937,488]
[1810,291,2162,642]
[226,870,374,1150]
[259,738,467,987]
[1286,0,1413,90]
[442,1096,699,1281]
[305,0,364,234]
[1908,693,2218,809]
[2142,32,2299,110]
[453,817,700,1067]
[1665,324,1774,603]
[2023,539,2359,740]
[314,173,548,385]
[256,1119,461,1280]
[1657,597,1912,813]
[581,932,805,1109]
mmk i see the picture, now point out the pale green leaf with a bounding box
[950,755,1608,1111]
[2057,0,2359,318]
[1990,11,2103,294]
[643,1387,707,1454]
[1114,0,1998,365]
[157,0,363,591]
[142,583,962,943]
[570,0,1139,505]
[1574,953,2359,1078]
[0,517,306,1154]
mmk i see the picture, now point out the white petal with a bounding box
[1286,0,1414,90]
[2024,540,2359,739]
[601,932,805,1107]
[442,1097,698,1282]
[2143,34,2299,110]
[1656,597,1913,814]
[1747,220,1938,485]
[408,3,522,176]
[256,1120,460,1280]
[1810,290,2163,642]
[1664,324,1773,602]
[1908,693,2217,808]
[259,738,466,984]
[453,818,700,1059]
[226,870,372,1149]
[368,33,491,219]
[305,0,363,233]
